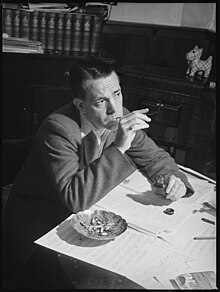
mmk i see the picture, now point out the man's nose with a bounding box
[107,98,117,114]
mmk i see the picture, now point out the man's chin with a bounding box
[105,122,118,131]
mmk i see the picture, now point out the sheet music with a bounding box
[185,177,216,208]
[35,214,165,289]
[154,211,216,289]
[120,170,152,193]
[96,184,194,235]
[161,212,216,258]
[156,244,216,290]
[121,170,216,214]
[35,170,216,289]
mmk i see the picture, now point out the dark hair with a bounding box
[68,56,114,99]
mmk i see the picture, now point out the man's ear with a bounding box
[73,98,86,113]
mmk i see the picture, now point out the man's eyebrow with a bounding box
[94,96,106,101]
[113,88,121,94]
[94,88,121,101]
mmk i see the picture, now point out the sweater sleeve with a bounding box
[37,116,137,213]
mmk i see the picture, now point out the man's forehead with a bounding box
[83,72,120,94]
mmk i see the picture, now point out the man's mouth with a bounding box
[108,117,121,124]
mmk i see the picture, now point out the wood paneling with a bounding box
[102,20,216,80]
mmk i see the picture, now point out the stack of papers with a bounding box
[35,170,216,289]
[3,35,44,54]
[28,3,69,12]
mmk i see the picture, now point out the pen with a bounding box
[201,217,215,225]
[193,236,216,240]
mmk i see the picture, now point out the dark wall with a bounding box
[101,21,216,81]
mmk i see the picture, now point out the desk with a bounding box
[35,170,216,289]
[59,254,144,289]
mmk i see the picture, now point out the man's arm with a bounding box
[37,116,137,213]
[126,129,194,196]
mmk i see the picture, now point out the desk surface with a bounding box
[59,254,145,289]
[35,170,216,290]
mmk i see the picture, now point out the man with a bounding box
[4,56,194,288]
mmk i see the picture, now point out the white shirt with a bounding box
[80,112,110,156]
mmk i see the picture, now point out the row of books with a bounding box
[2,8,104,56]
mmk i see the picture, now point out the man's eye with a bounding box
[115,91,121,98]
[95,99,105,106]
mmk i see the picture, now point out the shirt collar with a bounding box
[80,111,108,145]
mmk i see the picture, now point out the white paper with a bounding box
[186,178,216,208]
[35,170,216,289]
[120,170,152,193]
[154,212,216,289]
[96,184,194,235]
[35,214,166,288]
[35,213,193,289]
[162,212,216,257]
[121,170,216,216]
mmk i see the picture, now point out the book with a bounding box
[46,12,56,54]
[81,14,93,56]
[63,13,72,56]
[90,15,103,56]
[30,11,40,42]
[54,12,64,55]
[2,8,13,36]
[38,11,47,51]
[70,13,84,56]
[75,6,107,18]
[12,9,20,38]
[19,9,30,39]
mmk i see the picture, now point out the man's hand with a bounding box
[115,108,151,154]
[165,175,186,201]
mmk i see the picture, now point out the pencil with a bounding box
[201,217,215,225]
[193,236,216,240]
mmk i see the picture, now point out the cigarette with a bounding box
[201,217,215,225]
[193,236,216,240]
[115,117,122,122]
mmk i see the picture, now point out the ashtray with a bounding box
[71,209,127,240]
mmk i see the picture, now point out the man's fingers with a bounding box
[120,109,151,124]
[133,108,149,114]
[127,121,149,132]
[166,184,186,201]
[165,175,186,201]
[166,184,180,200]
[165,175,176,193]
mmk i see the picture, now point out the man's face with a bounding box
[81,71,123,130]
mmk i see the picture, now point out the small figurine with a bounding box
[186,45,212,78]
